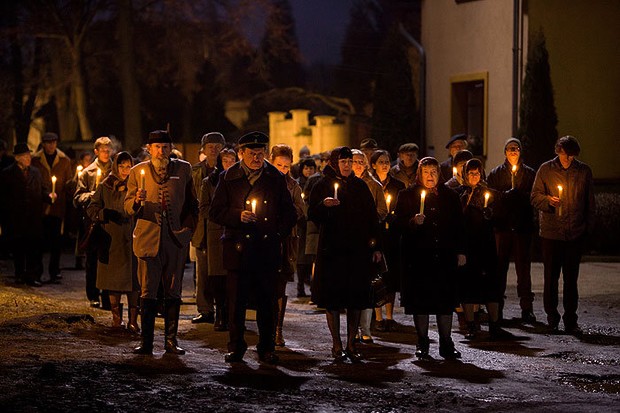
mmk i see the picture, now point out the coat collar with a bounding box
[224,160,279,182]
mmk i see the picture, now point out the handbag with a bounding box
[78,221,104,253]
[370,274,389,308]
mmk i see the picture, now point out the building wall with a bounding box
[527,0,620,180]
[421,0,514,170]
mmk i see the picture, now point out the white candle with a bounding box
[511,165,517,189]
[95,168,101,186]
[251,199,257,214]
[301,192,305,200]
[334,183,339,200]
[557,185,563,216]
[77,165,83,178]
[51,176,57,204]
[140,169,146,206]
[420,190,426,215]
[452,167,457,179]
[386,194,392,212]
[484,192,490,208]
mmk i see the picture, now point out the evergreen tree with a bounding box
[518,27,558,170]
[258,0,305,89]
[371,25,417,157]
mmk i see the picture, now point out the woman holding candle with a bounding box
[87,152,140,332]
[456,159,509,340]
[370,150,405,333]
[308,146,382,362]
[393,157,465,359]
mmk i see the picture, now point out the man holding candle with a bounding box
[209,131,296,364]
[31,132,72,284]
[439,133,468,184]
[125,130,198,355]
[74,136,114,308]
[487,138,537,323]
[531,136,595,334]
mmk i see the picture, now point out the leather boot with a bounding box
[164,299,185,355]
[133,298,157,355]
[127,306,141,334]
[415,336,430,359]
[275,296,287,347]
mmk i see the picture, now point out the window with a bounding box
[450,72,488,158]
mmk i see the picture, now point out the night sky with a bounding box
[290,0,355,65]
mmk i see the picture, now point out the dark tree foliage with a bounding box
[371,25,417,157]
[518,27,558,170]
[257,0,305,89]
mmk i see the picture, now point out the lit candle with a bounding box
[334,183,339,200]
[95,168,101,186]
[386,194,392,212]
[420,190,426,215]
[140,169,146,206]
[251,199,257,214]
[77,165,83,178]
[557,185,563,216]
[301,192,305,200]
[511,165,517,189]
[484,192,490,208]
[452,167,457,179]
[51,175,57,204]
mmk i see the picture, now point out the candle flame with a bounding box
[141,169,145,176]
[51,176,57,183]
[512,165,517,173]
[386,194,392,204]
[97,168,102,176]
[557,185,563,191]
[334,183,339,190]
[301,192,305,199]
[77,165,83,172]
[485,192,490,200]
[420,190,426,200]
[453,167,457,176]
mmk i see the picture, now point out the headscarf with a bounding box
[104,151,134,191]
[326,146,353,178]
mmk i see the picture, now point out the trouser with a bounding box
[85,248,100,301]
[227,269,277,355]
[296,263,312,293]
[137,228,187,300]
[42,215,62,277]
[194,247,214,314]
[495,231,534,311]
[541,237,583,327]
[12,236,43,282]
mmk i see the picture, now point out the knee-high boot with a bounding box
[133,298,157,355]
[275,296,287,347]
[164,299,185,355]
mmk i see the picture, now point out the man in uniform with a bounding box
[74,136,114,308]
[209,131,297,364]
[32,132,73,283]
[125,130,198,355]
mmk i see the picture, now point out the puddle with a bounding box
[558,373,620,394]
[543,351,619,366]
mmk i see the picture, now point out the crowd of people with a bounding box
[0,129,595,364]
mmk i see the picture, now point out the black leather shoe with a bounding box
[90,300,101,308]
[164,339,186,355]
[564,324,582,335]
[258,351,279,364]
[224,352,244,363]
[331,348,347,362]
[26,280,42,287]
[191,312,215,324]
[439,338,461,360]
[415,336,430,359]
[133,344,153,355]
[521,310,536,324]
[344,348,363,363]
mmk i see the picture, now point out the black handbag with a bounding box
[78,221,104,253]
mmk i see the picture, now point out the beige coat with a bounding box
[124,159,198,258]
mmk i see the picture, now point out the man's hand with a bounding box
[412,213,425,225]
[135,188,146,204]
[323,197,340,207]
[241,210,257,223]
[457,254,467,267]
[548,195,560,208]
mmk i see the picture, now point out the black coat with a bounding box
[209,160,297,272]
[308,166,381,310]
[487,160,536,233]
[394,183,465,315]
[377,174,406,292]
[456,184,502,303]
[0,163,47,238]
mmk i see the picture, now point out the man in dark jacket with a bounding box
[439,133,467,183]
[0,143,51,286]
[209,131,297,364]
[487,138,536,323]
[531,136,595,334]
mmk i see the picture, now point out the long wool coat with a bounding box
[394,183,465,315]
[87,174,137,292]
[308,166,381,310]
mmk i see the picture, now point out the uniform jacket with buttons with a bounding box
[124,159,198,258]
[209,160,297,272]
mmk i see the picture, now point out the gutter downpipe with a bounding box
[399,24,426,156]
[512,0,521,136]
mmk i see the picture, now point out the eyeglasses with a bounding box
[506,146,521,152]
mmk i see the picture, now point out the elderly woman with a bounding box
[200,147,238,331]
[308,147,382,362]
[87,151,140,332]
[456,158,509,340]
[270,144,305,346]
[370,150,405,332]
[393,157,465,359]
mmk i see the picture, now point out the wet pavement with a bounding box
[0,256,619,412]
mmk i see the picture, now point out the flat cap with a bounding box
[201,132,225,147]
[42,132,59,142]
[445,133,467,149]
[360,138,378,150]
[238,131,269,149]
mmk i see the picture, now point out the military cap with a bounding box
[238,131,269,149]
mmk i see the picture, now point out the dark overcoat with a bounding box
[456,184,501,303]
[394,183,465,315]
[209,160,297,272]
[0,163,47,237]
[308,166,381,310]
